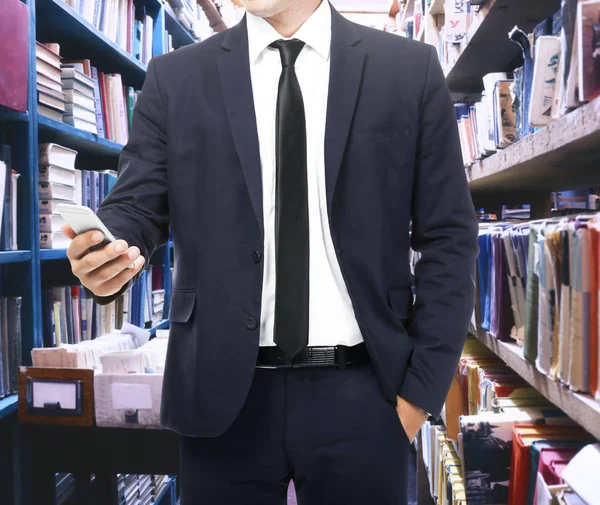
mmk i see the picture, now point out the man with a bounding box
[63,0,479,503]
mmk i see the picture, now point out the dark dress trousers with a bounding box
[96,5,479,442]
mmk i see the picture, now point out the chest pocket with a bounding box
[349,123,413,144]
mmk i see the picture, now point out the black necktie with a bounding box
[270,39,309,359]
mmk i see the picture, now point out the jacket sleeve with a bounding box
[397,46,479,418]
[91,57,170,306]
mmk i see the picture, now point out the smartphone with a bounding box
[56,204,134,267]
[56,203,117,244]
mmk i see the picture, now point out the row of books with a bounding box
[37,143,118,249]
[421,337,597,505]
[0,145,21,252]
[36,42,138,143]
[475,215,600,400]
[58,0,155,64]
[41,263,166,348]
[0,297,22,399]
[42,265,165,347]
[117,474,170,505]
[453,1,600,167]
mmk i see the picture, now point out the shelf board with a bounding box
[39,248,68,261]
[149,319,170,335]
[475,328,600,440]
[467,95,600,194]
[0,250,33,264]
[0,394,18,420]
[445,0,561,93]
[38,115,123,160]
[428,0,444,15]
[164,8,196,48]
[0,104,29,123]
[35,0,147,89]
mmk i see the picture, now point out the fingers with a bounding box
[61,224,76,240]
[73,240,136,276]
[84,255,147,298]
[66,230,116,261]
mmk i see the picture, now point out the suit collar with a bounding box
[219,6,365,232]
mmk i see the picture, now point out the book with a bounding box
[62,115,98,134]
[578,0,600,101]
[39,181,76,201]
[64,88,96,111]
[37,104,64,121]
[530,36,562,127]
[91,66,106,138]
[65,103,97,124]
[0,0,29,112]
[39,143,78,170]
[493,80,517,149]
[38,91,66,112]
[61,67,95,89]
[39,213,66,233]
[9,170,19,250]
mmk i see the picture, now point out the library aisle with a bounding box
[1,0,600,504]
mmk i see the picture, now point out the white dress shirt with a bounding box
[246,1,364,347]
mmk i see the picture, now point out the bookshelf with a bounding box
[467,95,600,194]
[444,0,560,93]
[475,329,600,440]
[0,0,221,501]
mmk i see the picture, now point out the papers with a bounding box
[561,443,600,505]
[121,322,151,347]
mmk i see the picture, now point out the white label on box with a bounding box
[32,381,78,410]
[111,383,152,410]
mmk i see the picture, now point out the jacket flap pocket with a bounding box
[169,290,196,323]
[388,287,414,320]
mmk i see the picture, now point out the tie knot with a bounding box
[270,39,306,67]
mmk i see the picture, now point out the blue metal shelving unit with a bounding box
[0,395,18,421]
[0,0,200,500]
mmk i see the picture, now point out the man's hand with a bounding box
[395,395,429,443]
[62,224,146,298]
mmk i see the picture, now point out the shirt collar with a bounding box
[246,0,332,64]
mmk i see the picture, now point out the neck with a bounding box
[264,0,322,38]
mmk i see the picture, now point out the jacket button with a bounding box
[245,317,258,330]
[252,250,262,263]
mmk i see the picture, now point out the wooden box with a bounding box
[18,367,95,426]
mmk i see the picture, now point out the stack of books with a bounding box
[151,289,165,327]
[61,67,97,134]
[35,42,66,121]
[0,297,22,400]
[38,143,81,249]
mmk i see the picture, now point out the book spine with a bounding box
[1,298,9,397]
[8,297,22,394]
[99,72,111,140]
[80,287,88,341]
[0,145,11,251]
[91,66,106,138]
[0,298,5,398]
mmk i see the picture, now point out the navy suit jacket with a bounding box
[96,5,479,437]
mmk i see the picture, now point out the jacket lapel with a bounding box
[218,18,264,236]
[325,8,365,215]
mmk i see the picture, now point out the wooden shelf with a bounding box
[0,394,18,421]
[35,0,148,89]
[38,116,123,160]
[475,328,600,440]
[427,0,444,15]
[0,250,32,264]
[445,0,560,93]
[467,95,600,194]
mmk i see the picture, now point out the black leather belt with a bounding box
[256,343,370,369]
